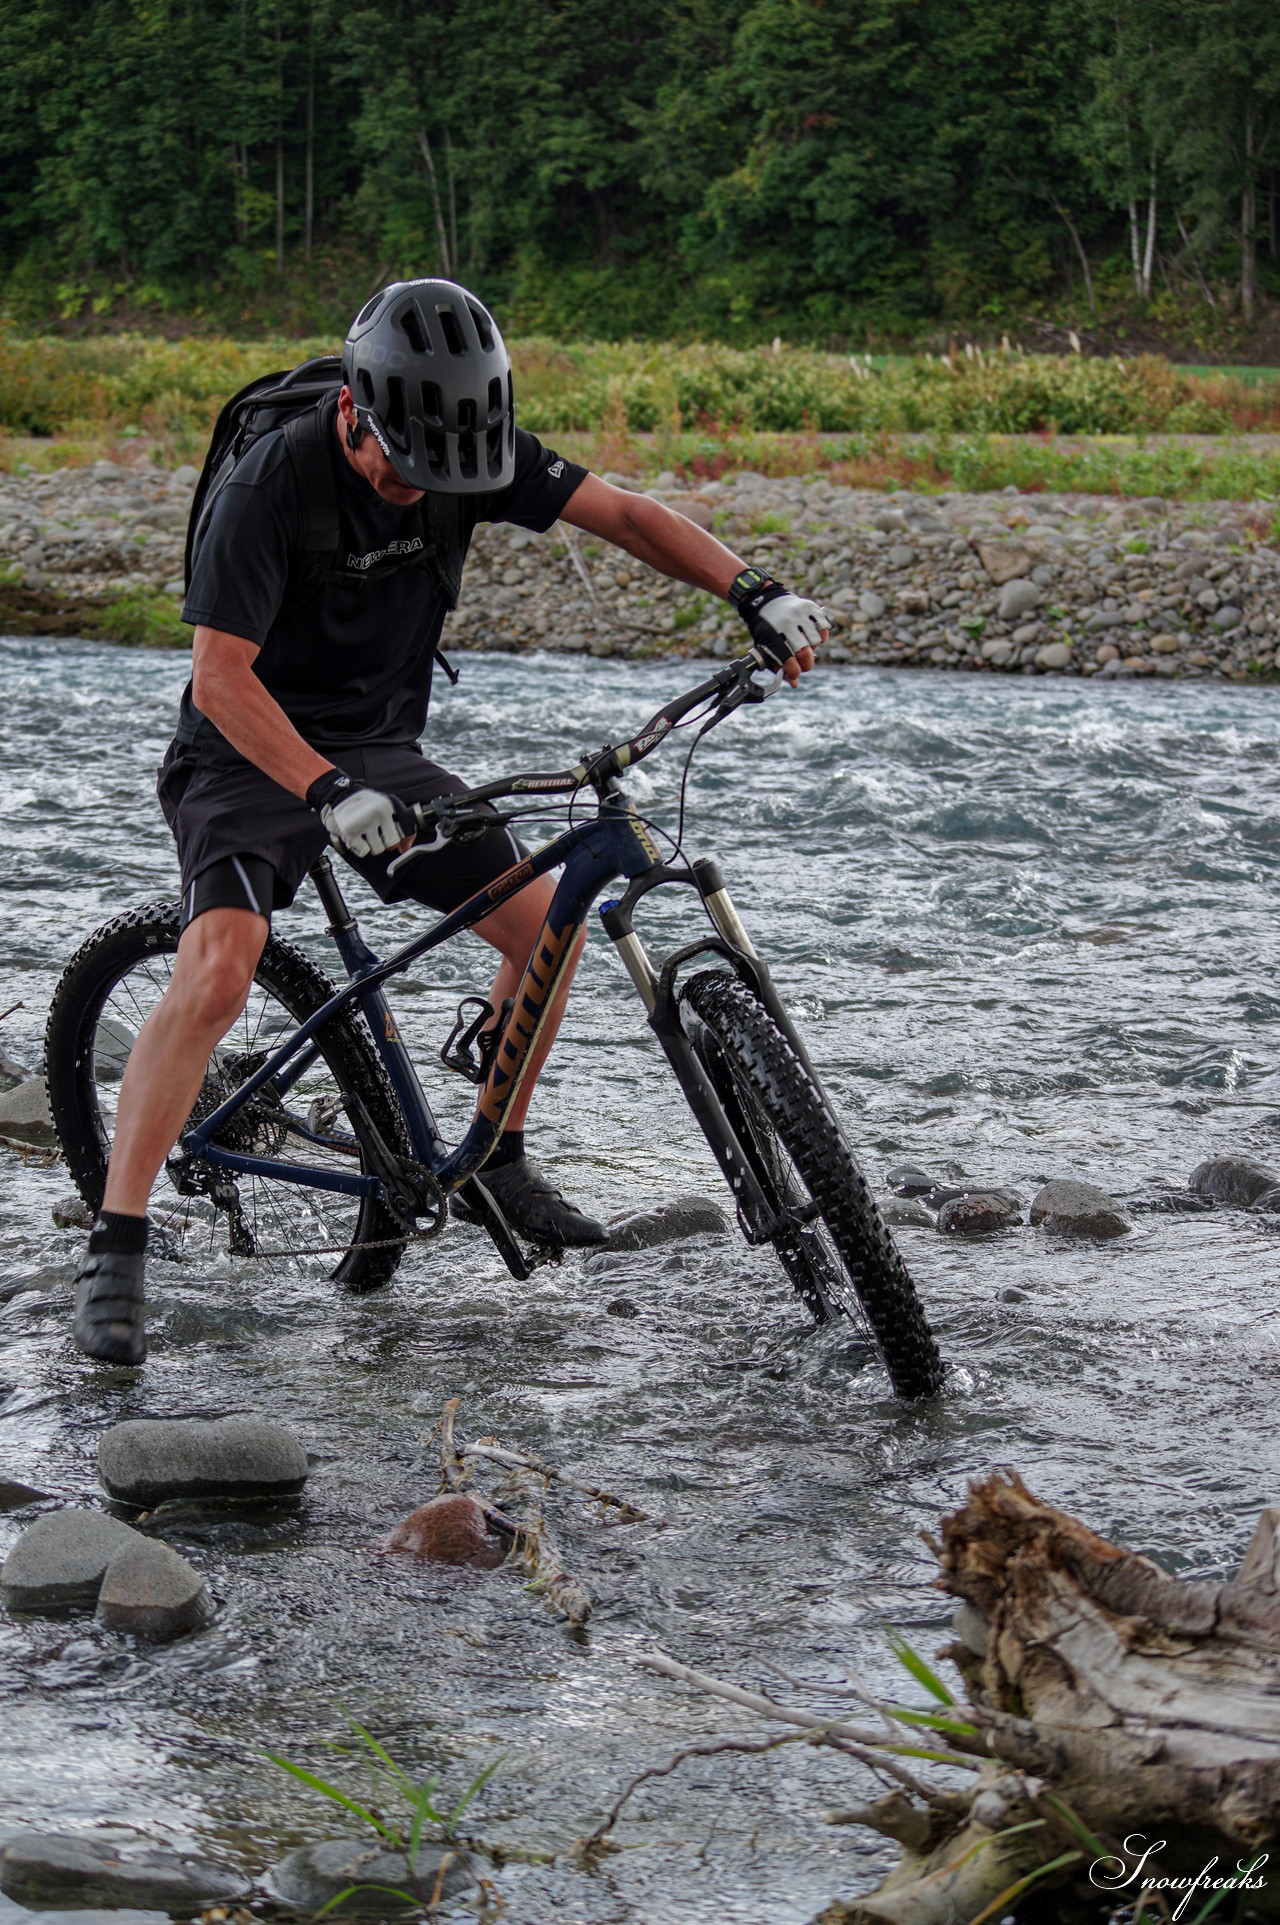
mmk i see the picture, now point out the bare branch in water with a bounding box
[636,1651,968,1801]
[582,1731,814,1852]
[461,1435,657,1524]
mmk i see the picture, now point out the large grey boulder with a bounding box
[0,1078,55,1143]
[603,1194,729,1252]
[1,1510,141,1610]
[1030,1179,1129,1239]
[266,1837,472,1914]
[97,1416,309,1506]
[0,1833,248,1912]
[96,1538,213,1641]
[936,1192,1021,1236]
[0,1051,31,1093]
[1189,1156,1280,1209]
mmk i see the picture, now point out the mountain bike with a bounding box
[45,651,945,1399]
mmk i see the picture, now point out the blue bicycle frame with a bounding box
[180,795,667,1201]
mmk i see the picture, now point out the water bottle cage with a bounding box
[440,995,514,1085]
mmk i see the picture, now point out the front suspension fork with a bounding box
[600,859,797,1238]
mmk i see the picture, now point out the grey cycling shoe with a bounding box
[72,1250,147,1365]
[453,1155,606,1248]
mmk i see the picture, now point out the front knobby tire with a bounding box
[45,901,410,1292]
[680,969,944,1399]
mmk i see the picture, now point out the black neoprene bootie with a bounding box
[453,1154,606,1248]
[72,1250,147,1365]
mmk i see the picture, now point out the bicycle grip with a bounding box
[393,797,430,837]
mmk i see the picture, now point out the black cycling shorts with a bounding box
[158,738,523,929]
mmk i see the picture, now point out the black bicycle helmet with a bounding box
[342,278,515,493]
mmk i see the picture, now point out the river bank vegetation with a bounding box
[3,333,1280,504]
[2,0,1280,355]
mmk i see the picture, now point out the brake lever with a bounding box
[387,801,453,877]
[717,656,784,713]
[743,648,787,698]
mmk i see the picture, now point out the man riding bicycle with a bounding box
[72,277,827,1367]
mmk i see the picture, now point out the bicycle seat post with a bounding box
[308,854,384,982]
[310,853,357,935]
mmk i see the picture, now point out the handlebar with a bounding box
[403,647,783,840]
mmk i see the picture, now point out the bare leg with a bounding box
[472,875,586,1132]
[102,907,269,1215]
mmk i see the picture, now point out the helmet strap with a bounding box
[345,420,365,451]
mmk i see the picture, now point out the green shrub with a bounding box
[92,587,189,648]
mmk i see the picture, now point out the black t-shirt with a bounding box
[178,407,588,751]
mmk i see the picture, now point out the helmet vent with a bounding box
[457,397,477,432]
[397,303,428,355]
[420,380,443,425]
[356,292,384,326]
[357,369,376,405]
[438,305,467,356]
[487,376,502,418]
[384,375,408,443]
[486,423,505,476]
[468,302,495,351]
[457,429,477,479]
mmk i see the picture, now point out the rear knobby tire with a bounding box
[45,901,410,1293]
[680,969,944,1400]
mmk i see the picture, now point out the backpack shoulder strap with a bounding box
[281,399,340,605]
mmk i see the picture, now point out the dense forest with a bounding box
[1,0,1279,344]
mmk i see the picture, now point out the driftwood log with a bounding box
[832,1472,1280,1922]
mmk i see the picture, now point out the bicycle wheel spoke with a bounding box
[47,903,411,1289]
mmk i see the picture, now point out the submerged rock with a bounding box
[386,1495,506,1570]
[936,1192,1021,1236]
[884,1164,936,1197]
[1,1510,141,1610]
[97,1416,309,1507]
[1189,1156,1280,1209]
[266,1837,472,1914]
[96,1538,213,1641]
[0,1833,248,1912]
[0,1477,50,1512]
[50,1192,94,1230]
[603,1194,729,1251]
[881,1195,935,1229]
[1030,1179,1130,1238]
[1129,1192,1216,1215]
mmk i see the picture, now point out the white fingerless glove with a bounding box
[729,568,828,666]
[306,769,406,858]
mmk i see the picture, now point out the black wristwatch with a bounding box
[727,566,778,611]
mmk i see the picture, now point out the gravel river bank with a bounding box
[0,458,1277,680]
[3,642,1280,1920]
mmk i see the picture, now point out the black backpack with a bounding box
[184,354,469,640]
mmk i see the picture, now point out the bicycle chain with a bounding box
[161,1155,448,1262]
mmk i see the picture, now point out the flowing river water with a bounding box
[3,635,1280,1923]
